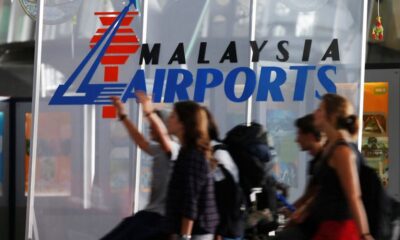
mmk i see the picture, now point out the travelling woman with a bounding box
[308,93,373,240]
[165,101,219,240]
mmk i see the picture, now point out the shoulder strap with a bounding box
[333,138,348,147]
[325,139,363,168]
[213,143,228,152]
[321,139,347,159]
[321,139,356,162]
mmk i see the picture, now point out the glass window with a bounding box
[252,0,365,200]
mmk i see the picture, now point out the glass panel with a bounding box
[0,0,35,43]
[30,1,142,238]
[94,103,137,215]
[362,82,389,187]
[144,0,249,135]
[252,0,365,200]
[137,0,250,210]
[0,0,11,43]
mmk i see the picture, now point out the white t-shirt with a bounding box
[144,141,180,215]
[211,140,239,183]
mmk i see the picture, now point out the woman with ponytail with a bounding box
[165,101,219,240]
[306,93,373,240]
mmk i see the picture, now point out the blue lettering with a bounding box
[256,66,286,101]
[315,65,337,99]
[121,69,147,102]
[51,65,341,105]
[152,69,166,103]
[225,67,256,102]
[50,83,127,105]
[291,65,316,101]
[194,68,223,102]
[164,69,193,103]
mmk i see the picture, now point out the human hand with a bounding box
[110,96,125,116]
[135,91,154,115]
[278,207,292,218]
[290,207,308,224]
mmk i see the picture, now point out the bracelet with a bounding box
[118,114,127,121]
[145,111,154,118]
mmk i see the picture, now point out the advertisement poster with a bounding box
[362,83,389,186]
[25,112,72,196]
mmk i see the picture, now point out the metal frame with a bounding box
[358,0,369,148]
[25,0,43,237]
[246,0,257,125]
[133,0,149,214]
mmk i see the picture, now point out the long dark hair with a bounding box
[174,101,213,163]
[322,93,359,136]
[203,107,220,141]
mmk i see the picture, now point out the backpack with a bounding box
[353,146,393,239]
[223,122,273,197]
[212,145,246,238]
[339,142,394,239]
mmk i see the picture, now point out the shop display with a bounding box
[362,114,389,186]
[362,83,389,186]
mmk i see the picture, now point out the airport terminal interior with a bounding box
[0,0,399,239]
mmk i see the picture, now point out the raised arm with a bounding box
[111,96,151,154]
[135,92,174,153]
[331,146,373,240]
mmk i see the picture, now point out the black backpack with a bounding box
[353,146,393,239]
[223,122,272,197]
[341,142,394,239]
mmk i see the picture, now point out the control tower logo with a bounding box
[49,0,140,118]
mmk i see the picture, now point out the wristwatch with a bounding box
[180,234,192,240]
[118,114,127,121]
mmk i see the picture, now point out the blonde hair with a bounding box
[322,93,358,136]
